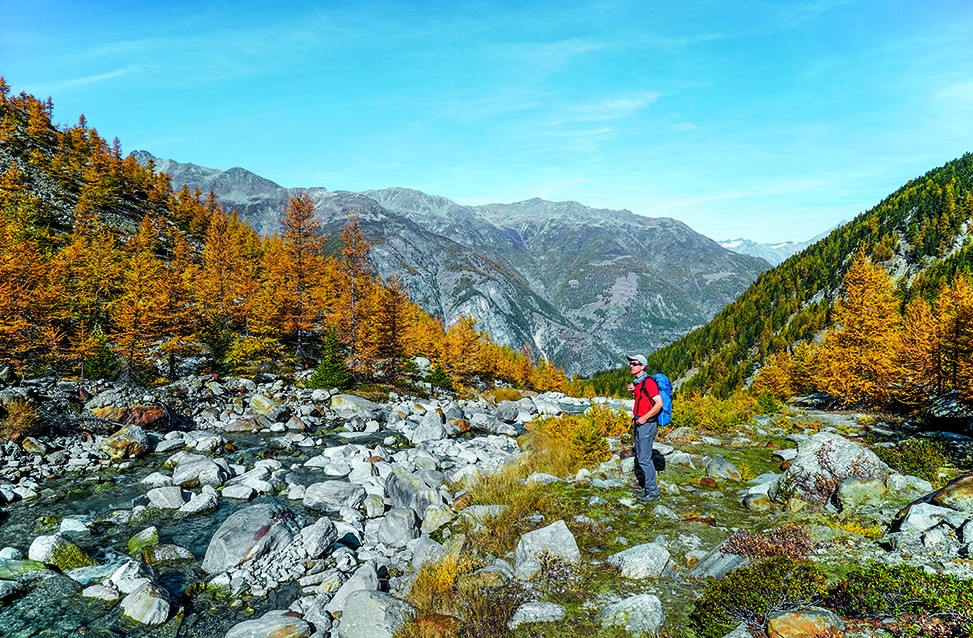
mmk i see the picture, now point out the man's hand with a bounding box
[627,383,635,394]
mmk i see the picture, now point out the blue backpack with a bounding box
[648,373,673,428]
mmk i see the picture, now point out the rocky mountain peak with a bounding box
[140,154,770,374]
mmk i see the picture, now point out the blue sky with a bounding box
[2,1,972,243]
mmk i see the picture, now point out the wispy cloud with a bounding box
[30,66,140,95]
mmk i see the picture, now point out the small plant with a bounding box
[404,554,476,616]
[306,330,352,390]
[721,524,814,560]
[485,387,523,403]
[824,518,884,541]
[689,556,829,638]
[874,438,950,486]
[426,365,454,392]
[737,461,756,482]
[828,562,973,635]
[0,397,41,439]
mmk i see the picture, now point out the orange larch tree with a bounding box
[815,251,902,406]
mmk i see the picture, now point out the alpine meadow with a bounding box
[2,79,973,638]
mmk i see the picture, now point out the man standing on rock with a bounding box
[627,354,662,503]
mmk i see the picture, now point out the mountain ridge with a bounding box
[134,151,770,374]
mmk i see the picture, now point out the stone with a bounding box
[300,516,339,559]
[330,395,383,421]
[201,501,303,574]
[180,486,220,514]
[835,477,888,510]
[508,601,565,629]
[143,544,194,565]
[147,486,188,509]
[766,606,846,638]
[335,590,413,638]
[929,473,973,513]
[607,542,671,579]
[171,453,231,487]
[128,526,160,556]
[303,481,367,513]
[773,431,890,504]
[705,455,741,480]
[896,502,967,533]
[0,579,25,601]
[81,583,120,603]
[99,424,150,459]
[377,508,420,548]
[27,535,96,570]
[120,582,170,626]
[386,467,442,518]
[597,594,665,635]
[514,520,580,578]
[326,562,379,615]
[224,609,311,638]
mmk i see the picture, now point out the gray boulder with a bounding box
[377,508,420,548]
[508,601,565,629]
[303,481,366,513]
[224,609,311,638]
[300,516,339,559]
[607,542,671,578]
[386,467,442,518]
[773,431,890,504]
[331,395,383,421]
[597,594,665,635]
[514,520,580,579]
[201,501,303,574]
[335,590,413,638]
[326,562,380,615]
[120,582,170,626]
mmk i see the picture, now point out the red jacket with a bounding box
[632,375,660,419]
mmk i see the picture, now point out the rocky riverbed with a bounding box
[1,375,972,638]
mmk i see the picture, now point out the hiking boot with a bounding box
[636,495,660,504]
[632,488,645,497]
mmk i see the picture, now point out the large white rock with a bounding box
[598,594,665,635]
[201,501,303,574]
[121,582,170,626]
[607,542,671,579]
[335,590,413,638]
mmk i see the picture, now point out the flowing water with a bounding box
[0,429,375,636]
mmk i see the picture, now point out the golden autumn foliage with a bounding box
[815,251,903,406]
[0,82,565,389]
[753,251,973,409]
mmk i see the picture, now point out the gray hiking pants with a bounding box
[633,418,659,499]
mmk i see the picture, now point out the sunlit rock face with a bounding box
[138,152,769,374]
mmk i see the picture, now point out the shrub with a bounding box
[306,330,352,390]
[688,556,829,638]
[485,387,523,403]
[874,438,950,486]
[426,365,454,391]
[526,404,629,473]
[721,524,814,560]
[0,397,41,439]
[828,563,973,626]
[676,392,756,432]
[405,554,475,616]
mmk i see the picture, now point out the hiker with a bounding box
[627,354,662,503]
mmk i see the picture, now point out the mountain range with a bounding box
[644,152,973,397]
[134,152,771,375]
[718,228,838,266]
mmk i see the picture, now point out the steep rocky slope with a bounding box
[136,153,769,374]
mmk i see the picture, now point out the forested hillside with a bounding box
[0,80,569,392]
[614,153,973,402]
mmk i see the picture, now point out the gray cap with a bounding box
[627,354,647,366]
